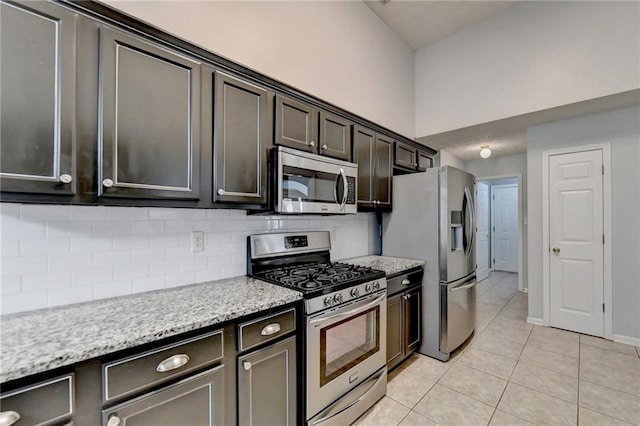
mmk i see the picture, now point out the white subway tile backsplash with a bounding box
[22,271,71,292]
[48,253,93,272]
[2,257,47,276]
[1,203,375,314]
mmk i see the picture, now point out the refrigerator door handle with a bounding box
[465,187,475,256]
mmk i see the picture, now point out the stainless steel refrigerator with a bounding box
[382,166,476,361]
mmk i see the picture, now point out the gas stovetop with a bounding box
[254,262,385,296]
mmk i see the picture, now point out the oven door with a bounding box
[306,291,387,419]
[276,147,357,214]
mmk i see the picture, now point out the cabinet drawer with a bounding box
[0,374,73,425]
[103,330,223,402]
[238,308,296,352]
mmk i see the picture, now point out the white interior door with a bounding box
[492,185,518,272]
[549,149,604,336]
[476,182,490,282]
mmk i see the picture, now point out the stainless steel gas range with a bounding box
[248,231,387,425]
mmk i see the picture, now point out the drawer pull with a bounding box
[156,354,190,373]
[106,415,121,426]
[243,361,252,371]
[260,323,281,336]
[401,279,411,285]
[0,411,20,426]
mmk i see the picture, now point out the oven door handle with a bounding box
[309,293,385,326]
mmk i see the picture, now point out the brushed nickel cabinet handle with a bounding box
[156,354,190,373]
[260,323,281,336]
[102,178,114,188]
[322,144,328,150]
[401,279,411,285]
[309,141,316,147]
[217,188,226,195]
[243,361,252,370]
[0,411,20,426]
[59,174,72,184]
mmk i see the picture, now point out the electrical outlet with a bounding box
[191,231,204,253]
[331,226,338,240]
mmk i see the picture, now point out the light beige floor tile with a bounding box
[498,383,576,426]
[580,359,640,397]
[580,344,640,370]
[580,335,639,356]
[413,384,494,426]
[510,361,578,403]
[519,343,579,377]
[490,316,533,333]
[578,407,634,426]
[458,347,517,380]
[398,410,437,426]
[439,363,507,406]
[484,322,531,344]
[579,380,640,425]
[471,330,524,360]
[354,396,410,426]
[403,353,452,380]
[387,367,437,408]
[496,307,528,322]
[489,410,535,425]
[527,326,579,358]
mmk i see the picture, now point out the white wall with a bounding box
[466,154,528,289]
[527,105,640,340]
[102,0,415,137]
[434,150,466,170]
[0,205,375,315]
[415,1,640,138]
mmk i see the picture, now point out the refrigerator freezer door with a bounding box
[440,167,476,282]
[440,273,476,354]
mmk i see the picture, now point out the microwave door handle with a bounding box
[340,168,348,209]
[334,172,340,204]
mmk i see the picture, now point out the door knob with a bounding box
[552,247,560,254]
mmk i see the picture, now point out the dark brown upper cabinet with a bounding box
[353,125,391,211]
[417,151,434,172]
[275,95,353,161]
[394,142,418,172]
[98,27,201,201]
[213,72,273,207]
[275,94,318,153]
[0,1,77,197]
[318,111,352,161]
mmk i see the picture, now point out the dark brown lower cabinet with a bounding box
[387,287,421,371]
[102,365,225,426]
[237,336,297,426]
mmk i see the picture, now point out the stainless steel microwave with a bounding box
[272,146,357,214]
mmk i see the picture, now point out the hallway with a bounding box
[355,272,640,425]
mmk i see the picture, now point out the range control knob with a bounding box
[324,296,334,307]
[350,288,360,298]
[364,283,372,293]
[372,281,381,291]
[333,293,343,304]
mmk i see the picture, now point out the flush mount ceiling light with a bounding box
[480,145,492,159]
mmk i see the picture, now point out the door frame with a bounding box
[475,181,491,282]
[541,143,612,339]
[477,173,524,292]
[491,183,519,274]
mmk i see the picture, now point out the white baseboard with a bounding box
[612,334,640,347]
[527,316,545,326]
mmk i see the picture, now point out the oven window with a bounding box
[282,166,338,203]
[320,306,380,386]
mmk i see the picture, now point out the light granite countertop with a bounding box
[342,255,425,277]
[0,276,302,384]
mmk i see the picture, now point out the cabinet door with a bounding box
[99,28,201,200]
[238,336,296,426]
[417,151,433,172]
[213,72,272,205]
[275,94,318,153]
[318,111,352,161]
[102,365,225,426]
[386,293,404,370]
[374,135,393,209]
[353,125,374,206]
[404,288,421,353]
[394,142,417,171]
[0,1,76,196]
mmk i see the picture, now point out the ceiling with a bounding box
[363,0,516,51]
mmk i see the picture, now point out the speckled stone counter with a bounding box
[342,255,424,277]
[0,277,301,384]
